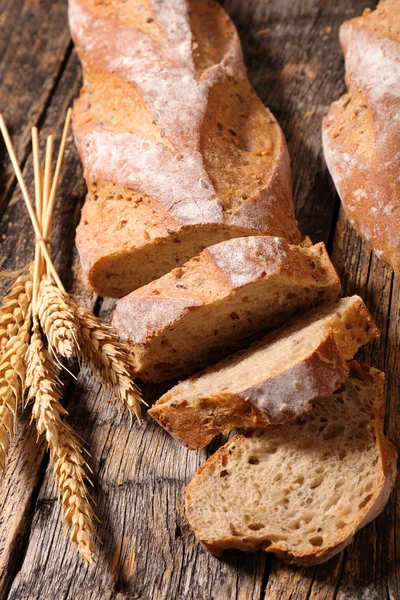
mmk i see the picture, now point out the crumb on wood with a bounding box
[304,110,315,119]
[305,67,316,79]
[256,28,270,37]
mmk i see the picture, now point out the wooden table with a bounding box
[0,0,398,598]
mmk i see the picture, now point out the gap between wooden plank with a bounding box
[0,0,73,224]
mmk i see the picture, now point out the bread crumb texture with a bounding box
[185,362,397,565]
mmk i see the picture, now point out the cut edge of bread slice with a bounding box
[149,295,379,449]
[113,237,340,382]
[185,361,397,565]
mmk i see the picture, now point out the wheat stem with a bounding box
[26,320,96,563]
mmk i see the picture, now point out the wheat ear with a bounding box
[26,320,96,563]
[0,307,32,470]
[74,304,143,420]
[0,270,33,357]
[37,278,79,359]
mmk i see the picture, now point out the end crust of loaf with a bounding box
[113,236,340,382]
[185,361,398,565]
[69,0,301,297]
[322,0,400,274]
[149,296,379,449]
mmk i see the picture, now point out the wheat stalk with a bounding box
[26,320,96,563]
[0,270,33,357]
[73,303,143,420]
[37,278,79,359]
[0,308,32,470]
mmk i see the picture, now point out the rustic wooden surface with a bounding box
[0,0,398,598]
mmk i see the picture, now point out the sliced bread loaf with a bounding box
[149,296,378,449]
[185,361,397,565]
[113,237,340,382]
[70,0,301,298]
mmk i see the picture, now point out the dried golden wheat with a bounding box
[74,303,143,420]
[26,320,96,562]
[0,270,32,357]
[37,278,79,358]
[0,308,32,470]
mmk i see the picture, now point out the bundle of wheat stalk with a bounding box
[0,111,144,563]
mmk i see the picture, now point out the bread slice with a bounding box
[149,296,378,449]
[113,237,340,382]
[69,0,301,298]
[185,361,397,565]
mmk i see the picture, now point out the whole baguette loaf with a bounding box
[323,0,400,274]
[68,0,301,298]
[185,361,397,565]
[149,296,378,449]
[113,236,340,382]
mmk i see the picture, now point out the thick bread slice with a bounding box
[185,361,398,565]
[113,237,340,382]
[322,0,400,274]
[149,296,378,449]
[69,0,301,297]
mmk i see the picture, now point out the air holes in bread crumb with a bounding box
[248,456,260,465]
[248,523,264,531]
[310,475,324,489]
[274,472,283,482]
[322,423,345,440]
[309,535,324,547]
[359,494,373,509]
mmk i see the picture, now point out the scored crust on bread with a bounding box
[185,361,398,565]
[113,237,340,382]
[323,0,400,274]
[69,0,301,297]
[149,296,378,449]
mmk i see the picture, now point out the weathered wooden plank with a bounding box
[316,209,400,600]
[2,1,398,599]
[0,49,92,600]
[0,0,72,221]
[7,297,268,600]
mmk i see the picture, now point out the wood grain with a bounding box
[0,0,72,222]
[1,0,398,599]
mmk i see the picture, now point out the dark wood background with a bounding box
[0,0,398,598]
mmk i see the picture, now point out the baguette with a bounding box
[323,0,400,274]
[149,296,378,449]
[113,237,340,382]
[69,0,301,298]
[185,362,397,565]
